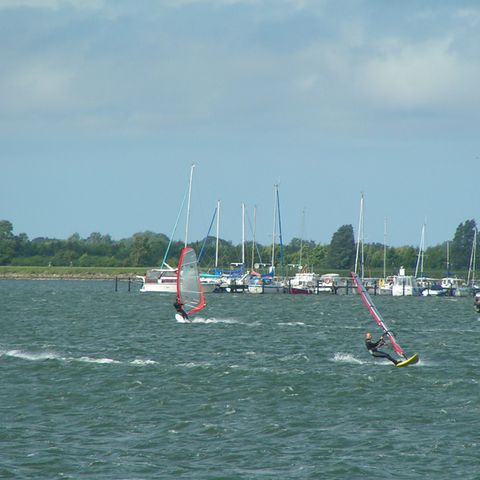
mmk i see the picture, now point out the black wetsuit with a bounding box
[174,300,189,320]
[365,337,398,365]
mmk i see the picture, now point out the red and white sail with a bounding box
[351,272,406,358]
[176,247,205,316]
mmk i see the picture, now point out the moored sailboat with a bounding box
[137,165,216,294]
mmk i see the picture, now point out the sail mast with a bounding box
[355,193,364,278]
[383,217,387,280]
[467,227,477,285]
[251,205,257,271]
[300,208,305,268]
[276,185,284,277]
[241,202,245,266]
[351,272,406,358]
[184,163,195,248]
[271,184,277,273]
[215,200,220,268]
[415,221,426,278]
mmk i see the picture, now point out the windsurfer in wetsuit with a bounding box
[174,299,189,320]
[475,293,480,313]
[365,332,399,365]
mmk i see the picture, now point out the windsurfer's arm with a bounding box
[367,338,384,349]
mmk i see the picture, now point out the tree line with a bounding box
[0,219,477,277]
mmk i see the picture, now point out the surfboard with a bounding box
[175,313,190,323]
[395,353,419,368]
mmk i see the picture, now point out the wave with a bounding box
[332,352,364,364]
[130,359,158,366]
[75,356,121,364]
[2,349,62,361]
[1,349,157,367]
[278,322,306,326]
[177,317,244,325]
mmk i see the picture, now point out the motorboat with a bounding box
[288,272,319,294]
[378,276,394,295]
[421,283,447,296]
[248,274,286,294]
[136,266,177,293]
[316,273,340,293]
[441,276,473,297]
[391,267,421,296]
[137,265,218,293]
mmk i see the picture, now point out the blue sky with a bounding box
[1,0,479,247]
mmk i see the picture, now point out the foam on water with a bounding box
[3,349,62,361]
[332,352,364,364]
[76,356,121,364]
[2,348,159,367]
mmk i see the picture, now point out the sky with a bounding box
[1,0,479,248]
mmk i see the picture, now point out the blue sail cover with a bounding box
[211,266,246,278]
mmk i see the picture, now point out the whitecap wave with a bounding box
[76,356,121,364]
[130,359,157,366]
[182,317,238,324]
[4,349,63,361]
[278,322,306,326]
[332,352,364,364]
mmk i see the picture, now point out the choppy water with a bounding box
[1,280,479,479]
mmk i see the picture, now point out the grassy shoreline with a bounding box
[0,266,146,279]
[0,265,466,281]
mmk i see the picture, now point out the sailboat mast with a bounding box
[271,184,277,273]
[468,228,477,285]
[473,229,477,285]
[241,202,245,266]
[184,163,195,248]
[421,231,424,277]
[251,205,257,271]
[446,241,450,275]
[355,193,364,278]
[300,208,305,268]
[415,222,426,278]
[276,185,284,277]
[215,200,220,268]
[383,217,387,280]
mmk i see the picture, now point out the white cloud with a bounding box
[0,0,104,10]
[1,61,76,114]
[455,7,480,27]
[357,37,480,111]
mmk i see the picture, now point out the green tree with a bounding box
[310,244,329,271]
[327,224,355,269]
[394,246,418,273]
[0,220,14,238]
[128,235,154,266]
[450,220,477,270]
[0,220,16,264]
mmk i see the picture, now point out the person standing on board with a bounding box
[365,332,399,365]
[174,299,189,320]
[474,293,480,313]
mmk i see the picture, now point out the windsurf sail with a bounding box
[351,272,407,359]
[176,247,205,316]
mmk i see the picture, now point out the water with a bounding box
[1,280,479,479]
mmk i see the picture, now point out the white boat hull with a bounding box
[248,283,286,294]
[140,283,176,293]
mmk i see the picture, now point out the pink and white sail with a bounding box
[176,247,205,316]
[351,272,406,358]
